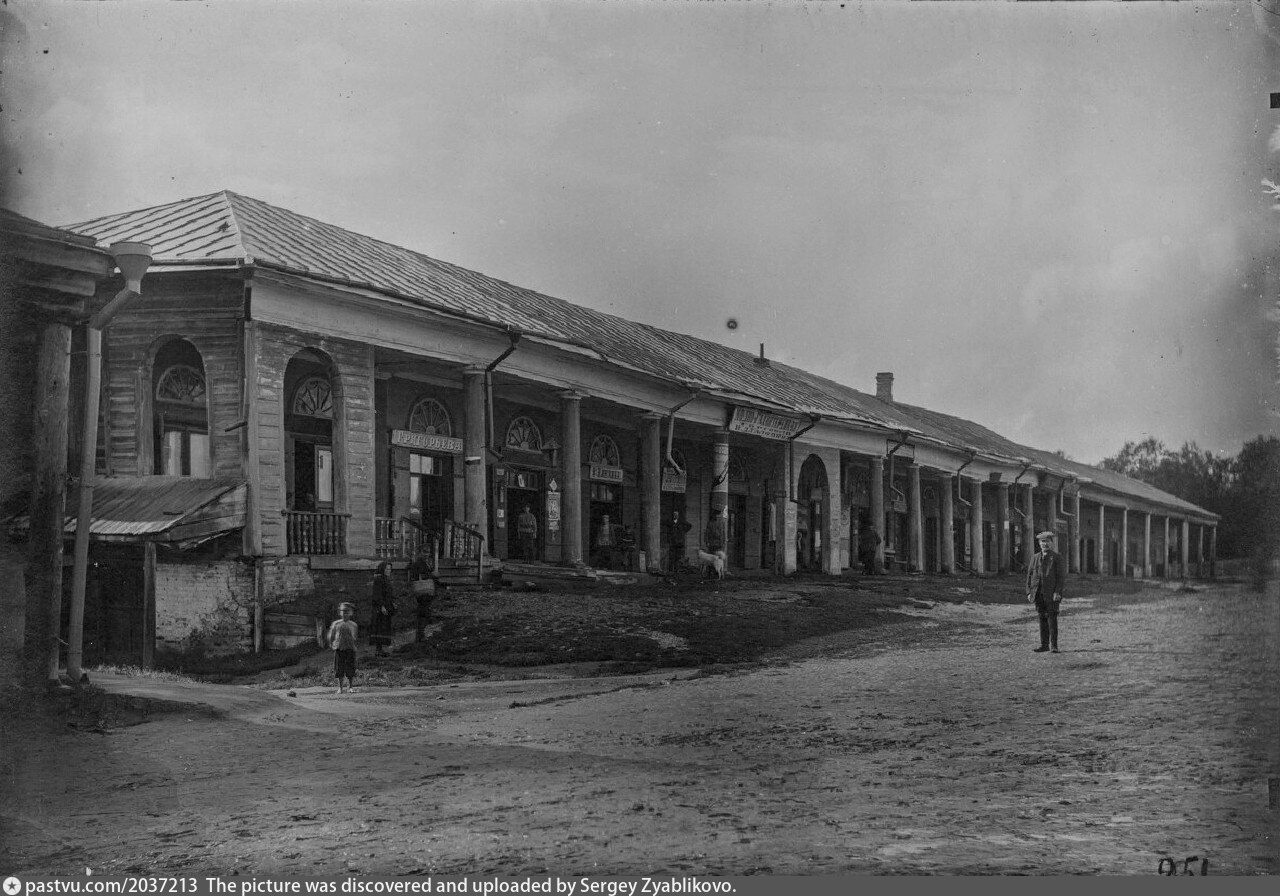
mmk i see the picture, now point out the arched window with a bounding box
[152,340,210,477]
[292,376,333,419]
[505,416,543,452]
[408,398,452,436]
[588,435,621,468]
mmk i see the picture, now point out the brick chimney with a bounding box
[876,372,894,402]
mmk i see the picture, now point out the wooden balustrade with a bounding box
[282,510,349,556]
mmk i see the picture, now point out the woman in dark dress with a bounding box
[369,561,396,656]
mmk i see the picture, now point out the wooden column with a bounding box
[640,413,662,573]
[712,430,730,568]
[969,477,985,574]
[1180,518,1190,580]
[26,321,72,683]
[996,482,1010,574]
[1162,516,1171,579]
[1046,484,1059,537]
[560,391,583,565]
[1097,503,1106,575]
[870,456,885,572]
[462,366,487,535]
[1143,512,1152,578]
[1196,522,1203,578]
[1068,491,1081,574]
[1208,526,1217,579]
[939,473,955,574]
[908,465,924,572]
[1120,508,1129,577]
[1021,484,1035,572]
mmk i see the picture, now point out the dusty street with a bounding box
[2,580,1277,876]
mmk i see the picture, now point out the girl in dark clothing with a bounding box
[369,561,396,656]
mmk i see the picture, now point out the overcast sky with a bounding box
[3,0,1277,464]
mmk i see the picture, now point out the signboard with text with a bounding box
[391,429,464,454]
[588,464,624,483]
[728,407,807,441]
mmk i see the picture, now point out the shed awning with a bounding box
[13,476,246,545]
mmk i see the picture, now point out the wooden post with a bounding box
[462,367,487,538]
[1143,512,1152,578]
[870,456,885,573]
[996,482,1010,574]
[641,414,662,573]
[1120,508,1129,577]
[1021,484,1035,572]
[1098,503,1106,575]
[1208,526,1217,579]
[141,541,156,670]
[1069,491,1082,574]
[560,391,583,565]
[26,321,72,684]
[1181,518,1190,581]
[1162,516,1171,579]
[908,465,923,572]
[970,477,985,574]
[939,473,955,575]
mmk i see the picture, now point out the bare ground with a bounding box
[1,577,1276,876]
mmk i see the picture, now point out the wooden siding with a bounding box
[102,274,245,480]
[251,323,376,557]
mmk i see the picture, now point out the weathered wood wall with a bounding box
[103,273,245,480]
[249,323,375,557]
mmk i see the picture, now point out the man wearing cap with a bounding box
[1026,530,1065,653]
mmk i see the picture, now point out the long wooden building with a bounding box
[10,191,1220,664]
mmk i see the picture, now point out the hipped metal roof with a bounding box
[69,191,1216,521]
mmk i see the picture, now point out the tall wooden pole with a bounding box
[26,321,72,684]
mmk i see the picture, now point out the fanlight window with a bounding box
[505,417,543,452]
[155,365,206,406]
[408,398,452,436]
[292,377,333,419]
[588,435,621,467]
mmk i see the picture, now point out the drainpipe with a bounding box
[663,389,701,473]
[953,451,977,509]
[785,415,823,504]
[484,328,522,460]
[67,242,153,683]
[1010,462,1032,523]
[885,431,911,504]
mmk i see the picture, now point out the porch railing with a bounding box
[443,519,484,561]
[374,516,441,565]
[282,510,349,556]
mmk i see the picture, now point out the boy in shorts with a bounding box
[328,602,358,694]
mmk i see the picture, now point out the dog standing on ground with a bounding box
[698,548,727,580]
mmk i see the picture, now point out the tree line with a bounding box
[1099,435,1279,561]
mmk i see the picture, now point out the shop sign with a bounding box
[589,464,624,483]
[728,407,807,441]
[890,498,908,514]
[545,491,561,530]
[391,429,463,454]
[661,469,687,493]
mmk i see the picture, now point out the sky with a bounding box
[2,0,1278,465]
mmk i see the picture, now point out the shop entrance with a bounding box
[589,482,623,567]
[727,494,748,568]
[797,455,828,572]
[507,468,544,561]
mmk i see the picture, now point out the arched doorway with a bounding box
[797,455,829,572]
[283,349,344,554]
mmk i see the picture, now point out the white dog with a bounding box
[698,548,727,580]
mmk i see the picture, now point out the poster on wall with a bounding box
[545,489,561,532]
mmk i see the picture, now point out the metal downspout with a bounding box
[484,329,522,460]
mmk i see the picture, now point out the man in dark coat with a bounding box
[1026,530,1065,653]
[369,561,397,656]
[664,511,692,574]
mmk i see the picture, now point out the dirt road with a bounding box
[3,581,1276,875]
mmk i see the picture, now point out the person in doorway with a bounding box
[369,561,396,657]
[858,525,882,575]
[594,514,617,568]
[516,504,538,561]
[1026,530,1066,653]
[327,602,358,694]
[618,525,638,571]
[664,510,692,574]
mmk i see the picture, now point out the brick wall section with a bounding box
[103,274,245,478]
[251,324,376,557]
[154,558,254,649]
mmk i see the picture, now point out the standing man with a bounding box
[516,504,538,561]
[857,524,882,575]
[664,510,692,574]
[1026,530,1065,653]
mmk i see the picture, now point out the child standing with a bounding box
[327,602,358,694]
